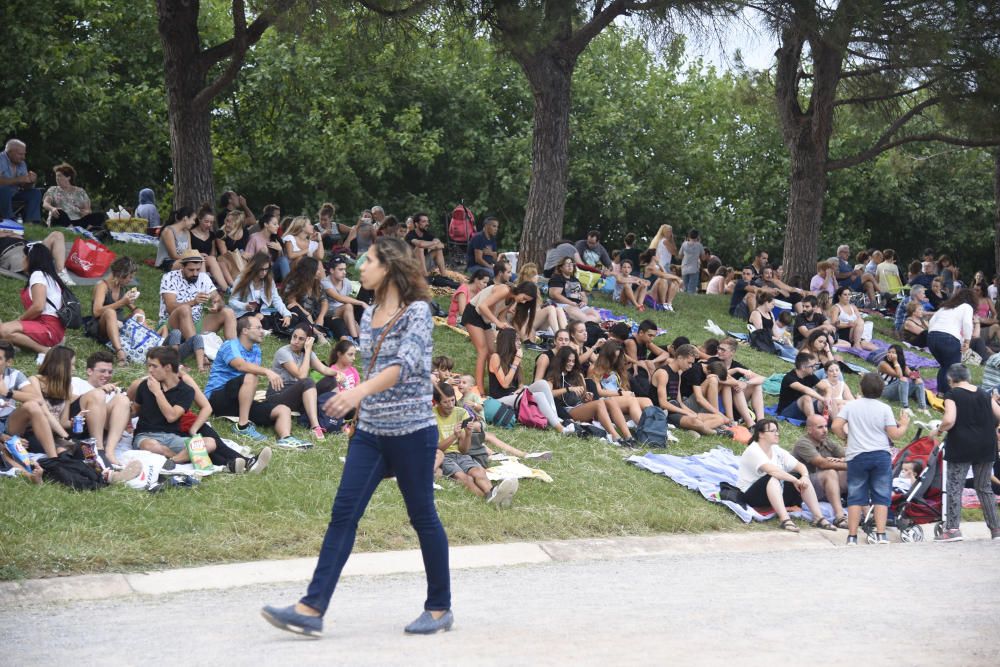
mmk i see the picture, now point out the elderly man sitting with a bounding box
[792,414,849,528]
[0,139,42,223]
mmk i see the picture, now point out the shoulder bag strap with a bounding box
[365,305,408,378]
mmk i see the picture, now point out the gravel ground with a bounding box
[4,540,996,666]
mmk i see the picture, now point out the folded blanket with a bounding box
[627,447,833,523]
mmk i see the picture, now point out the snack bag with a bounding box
[186,436,213,472]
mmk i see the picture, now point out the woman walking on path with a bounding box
[932,363,1000,542]
[262,237,452,638]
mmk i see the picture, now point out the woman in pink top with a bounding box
[447,269,490,327]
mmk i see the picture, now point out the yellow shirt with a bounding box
[435,406,466,453]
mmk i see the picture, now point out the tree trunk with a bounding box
[168,105,216,210]
[773,19,840,286]
[994,148,1000,275]
[782,137,829,285]
[517,52,575,269]
[157,0,216,210]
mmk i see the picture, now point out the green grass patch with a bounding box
[0,230,985,579]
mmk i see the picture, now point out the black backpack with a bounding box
[47,285,83,329]
[39,451,106,490]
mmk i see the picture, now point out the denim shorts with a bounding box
[133,431,188,454]
[847,450,892,506]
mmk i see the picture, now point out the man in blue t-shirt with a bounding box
[0,139,42,222]
[466,217,499,277]
[204,314,301,446]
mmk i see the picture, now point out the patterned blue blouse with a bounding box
[357,300,436,436]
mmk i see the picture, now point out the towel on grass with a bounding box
[840,338,938,370]
[627,447,833,523]
[763,405,805,427]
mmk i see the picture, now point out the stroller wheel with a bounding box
[933,522,945,539]
[900,525,924,543]
[866,531,878,545]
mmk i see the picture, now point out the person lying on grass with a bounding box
[432,382,518,506]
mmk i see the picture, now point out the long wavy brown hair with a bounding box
[232,252,274,301]
[370,237,430,305]
[36,346,75,401]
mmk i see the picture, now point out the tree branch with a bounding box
[201,0,296,65]
[566,0,629,57]
[826,96,941,169]
[834,78,940,107]
[193,0,250,110]
[194,0,298,111]
[829,132,1000,171]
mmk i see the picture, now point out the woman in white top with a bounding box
[927,288,977,393]
[0,244,67,353]
[831,286,874,350]
[736,418,835,532]
[821,360,854,420]
[648,224,676,269]
[228,252,293,327]
[282,216,325,266]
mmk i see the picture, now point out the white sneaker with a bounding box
[58,269,76,286]
[562,423,575,436]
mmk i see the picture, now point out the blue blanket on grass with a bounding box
[627,447,833,524]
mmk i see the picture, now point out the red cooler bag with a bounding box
[66,238,116,278]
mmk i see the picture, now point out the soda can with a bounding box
[72,414,85,435]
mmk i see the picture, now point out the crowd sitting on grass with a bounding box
[1,179,998,538]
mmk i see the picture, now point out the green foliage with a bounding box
[0,0,171,210]
[2,4,998,273]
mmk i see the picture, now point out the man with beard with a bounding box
[158,250,236,365]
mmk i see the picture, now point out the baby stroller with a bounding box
[861,432,944,543]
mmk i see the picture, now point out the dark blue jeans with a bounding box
[927,331,961,393]
[301,425,450,615]
[0,185,42,221]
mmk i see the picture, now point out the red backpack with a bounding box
[514,389,548,429]
[447,205,476,243]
